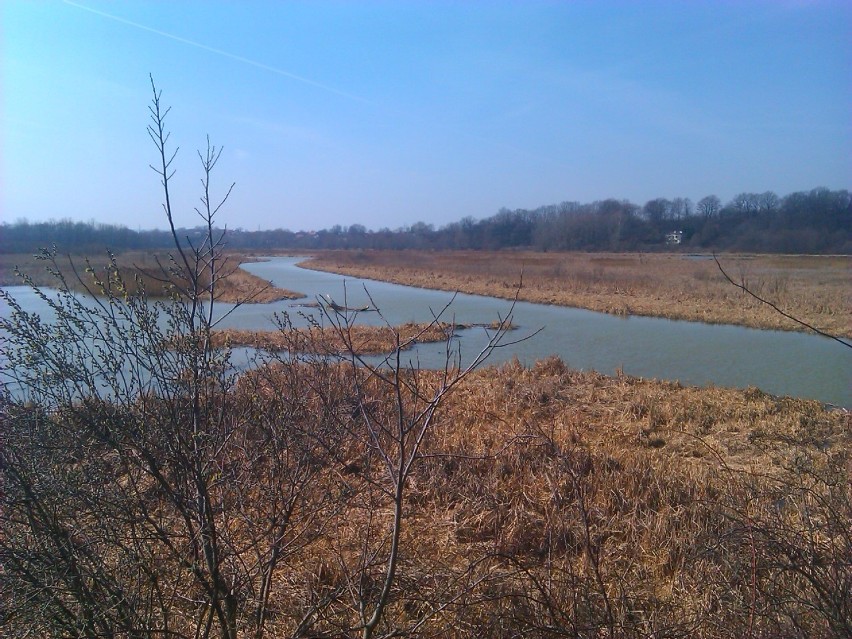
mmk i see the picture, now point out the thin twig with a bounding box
[713,253,851,349]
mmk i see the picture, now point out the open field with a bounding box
[233,358,852,635]
[303,250,852,338]
[0,251,300,303]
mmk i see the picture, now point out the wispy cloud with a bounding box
[62,0,375,106]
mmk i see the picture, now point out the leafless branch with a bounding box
[714,253,851,349]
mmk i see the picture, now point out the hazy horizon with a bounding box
[3,1,850,232]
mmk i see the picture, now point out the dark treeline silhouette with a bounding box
[3,187,849,254]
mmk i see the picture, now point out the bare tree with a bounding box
[696,195,721,219]
[730,192,760,215]
[756,191,779,213]
[0,79,339,639]
[259,292,519,638]
[642,198,673,227]
[0,78,516,639]
[670,197,693,221]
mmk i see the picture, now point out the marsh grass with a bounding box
[5,350,847,636]
[214,319,513,356]
[215,322,454,355]
[0,251,300,303]
[303,251,851,338]
[234,357,851,637]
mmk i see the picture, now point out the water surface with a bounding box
[3,256,849,407]
[237,257,850,407]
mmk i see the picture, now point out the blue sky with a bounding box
[2,1,850,232]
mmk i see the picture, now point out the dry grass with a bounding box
[241,357,851,637]
[303,250,852,338]
[214,322,456,355]
[0,251,300,303]
[214,319,512,356]
[433,359,851,637]
[6,351,848,637]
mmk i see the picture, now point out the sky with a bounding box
[2,1,850,232]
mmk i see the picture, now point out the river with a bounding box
[2,256,849,407]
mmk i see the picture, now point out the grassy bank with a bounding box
[302,250,851,338]
[238,357,851,637]
[0,251,300,303]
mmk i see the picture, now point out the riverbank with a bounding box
[301,250,851,338]
[0,251,300,303]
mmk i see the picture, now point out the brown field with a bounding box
[0,251,300,303]
[302,250,851,338]
[232,356,851,637]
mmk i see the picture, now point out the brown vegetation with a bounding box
[303,250,852,338]
[214,322,457,355]
[227,356,851,637]
[5,346,849,637]
[0,251,300,302]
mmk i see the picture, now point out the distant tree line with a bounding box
[3,187,849,254]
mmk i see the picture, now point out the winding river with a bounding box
[234,257,850,408]
[2,256,849,407]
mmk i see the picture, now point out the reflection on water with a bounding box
[3,256,850,407]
